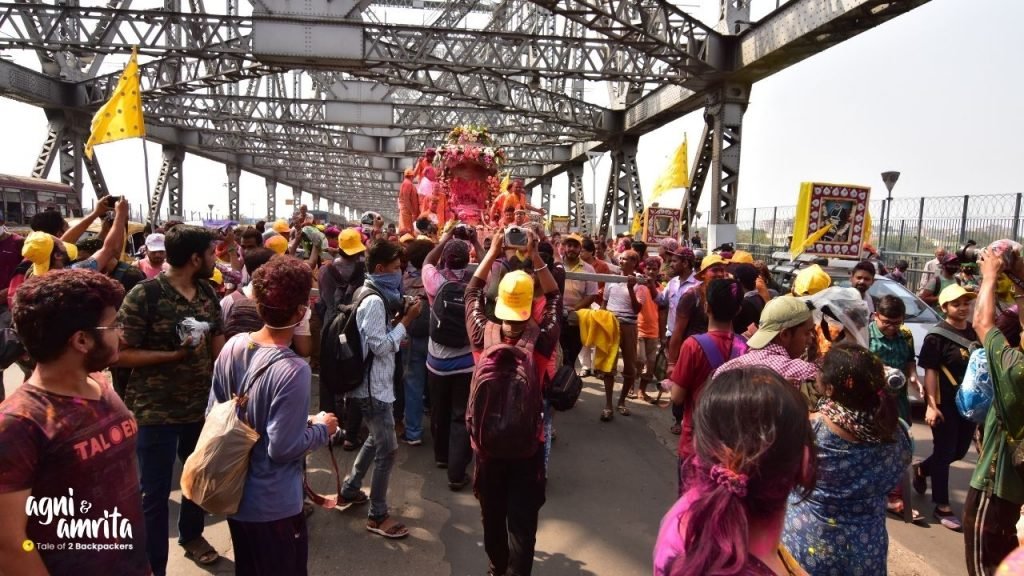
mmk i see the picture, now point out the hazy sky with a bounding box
[0,0,1018,223]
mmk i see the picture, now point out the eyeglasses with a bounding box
[94,322,124,332]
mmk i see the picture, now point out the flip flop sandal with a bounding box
[600,409,613,422]
[886,500,925,523]
[617,405,631,416]
[181,536,219,566]
[366,515,409,539]
[934,508,963,531]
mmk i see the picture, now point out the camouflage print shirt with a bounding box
[118,274,223,425]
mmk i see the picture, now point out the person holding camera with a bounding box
[964,246,1024,575]
[339,239,421,539]
[783,343,911,575]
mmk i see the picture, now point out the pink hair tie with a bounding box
[710,464,749,498]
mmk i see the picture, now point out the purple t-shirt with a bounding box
[0,377,150,575]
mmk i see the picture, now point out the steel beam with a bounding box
[150,145,184,222]
[566,162,584,232]
[706,83,749,246]
[226,164,240,220]
[680,120,713,238]
[598,138,642,239]
[540,178,552,216]
[265,178,277,220]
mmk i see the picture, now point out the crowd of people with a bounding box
[2,194,1024,576]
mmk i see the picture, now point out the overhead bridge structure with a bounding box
[0,0,931,239]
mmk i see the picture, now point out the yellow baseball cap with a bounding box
[264,235,288,255]
[495,270,534,322]
[63,242,78,262]
[939,284,977,307]
[22,231,54,277]
[748,296,814,350]
[698,253,728,276]
[272,219,290,234]
[339,228,366,256]
[730,250,754,264]
[793,264,832,296]
[399,233,415,244]
[563,233,584,245]
[210,267,224,285]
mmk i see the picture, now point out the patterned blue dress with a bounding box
[782,417,911,576]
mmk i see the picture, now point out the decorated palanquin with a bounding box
[431,125,506,227]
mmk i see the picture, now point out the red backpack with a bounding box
[467,321,543,459]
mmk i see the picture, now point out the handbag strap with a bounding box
[235,350,290,425]
[304,443,345,509]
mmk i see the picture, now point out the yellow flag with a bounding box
[789,223,832,260]
[85,47,145,159]
[788,182,814,258]
[650,136,689,201]
[500,172,510,195]
[632,136,689,236]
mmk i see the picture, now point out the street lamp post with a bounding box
[880,171,900,252]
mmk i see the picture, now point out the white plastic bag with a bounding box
[180,399,259,516]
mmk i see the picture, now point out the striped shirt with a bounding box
[348,293,406,403]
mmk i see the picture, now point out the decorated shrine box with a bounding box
[792,182,871,259]
[549,216,570,235]
[643,204,681,244]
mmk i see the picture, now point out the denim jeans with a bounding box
[403,336,429,441]
[427,370,473,483]
[136,422,207,576]
[341,397,398,519]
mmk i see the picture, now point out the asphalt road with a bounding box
[4,370,980,575]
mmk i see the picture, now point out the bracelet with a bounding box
[534,263,548,272]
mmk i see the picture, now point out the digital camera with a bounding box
[504,225,528,249]
[883,366,906,394]
[453,223,473,241]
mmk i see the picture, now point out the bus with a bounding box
[0,174,82,226]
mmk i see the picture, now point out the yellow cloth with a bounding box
[576,309,620,374]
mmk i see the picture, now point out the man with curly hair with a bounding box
[0,270,150,575]
[209,255,338,573]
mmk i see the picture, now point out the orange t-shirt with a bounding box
[638,285,660,339]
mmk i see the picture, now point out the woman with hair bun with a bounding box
[654,366,816,576]
[783,342,911,575]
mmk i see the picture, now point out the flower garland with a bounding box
[434,125,506,174]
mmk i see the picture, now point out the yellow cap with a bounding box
[63,242,78,262]
[399,233,415,244]
[939,284,977,307]
[272,219,290,234]
[264,235,288,255]
[698,253,728,276]
[494,270,534,322]
[210,267,224,285]
[730,250,754,264]
[793,264,832,296]
[563,233,584,245]
[339,228,366,256]
[22,232,55,277]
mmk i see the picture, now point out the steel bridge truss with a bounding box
[0,0,934,227]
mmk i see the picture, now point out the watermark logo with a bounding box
[24,488,134,552]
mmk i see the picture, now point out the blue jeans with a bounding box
[403,336,429,441]
[136,422,207,576]
[341,398,398,519]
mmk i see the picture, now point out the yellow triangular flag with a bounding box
[633,136,689,236]
[499,172,510,195]
[650,135,689,202]
[85,47,145,159]
[789,223,832,261]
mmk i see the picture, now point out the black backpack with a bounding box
[224,294,264,340]
[319,286,384,395]
[430,277,469,347]
[545,365,582,411]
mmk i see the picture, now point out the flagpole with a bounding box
[141,137,153,223]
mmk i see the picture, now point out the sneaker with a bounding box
[934,508,963,531]
[448,477,469,492]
